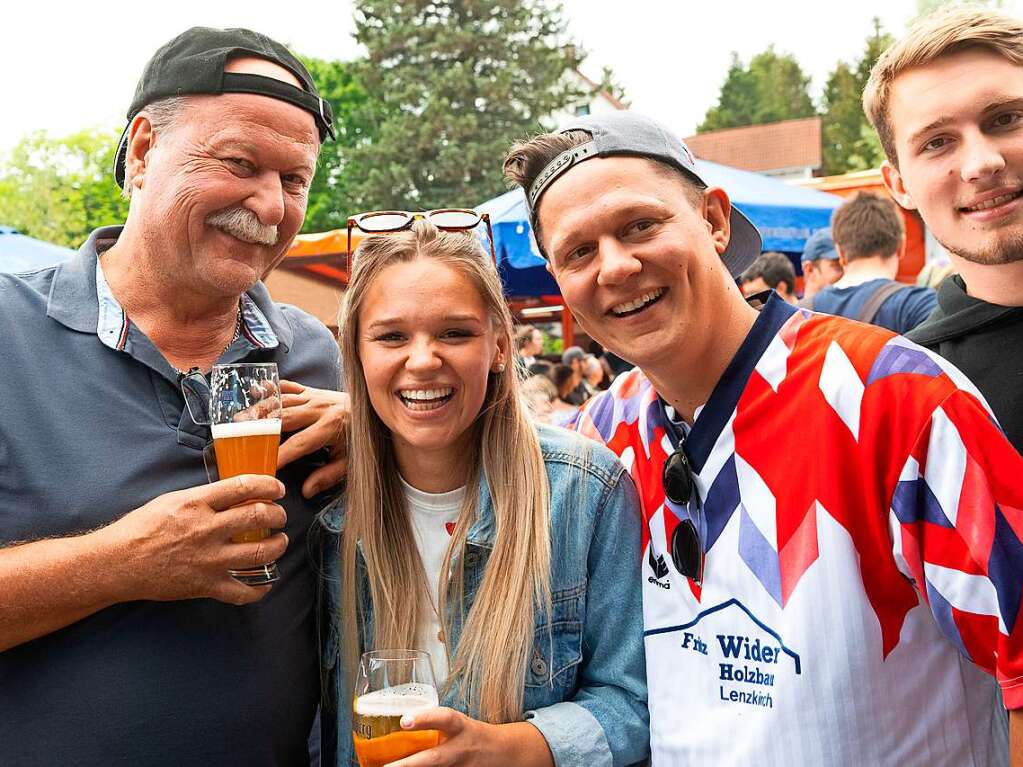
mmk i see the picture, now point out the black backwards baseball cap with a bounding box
[114,26,336,188]
[525,112,762,278]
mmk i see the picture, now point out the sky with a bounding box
[0,0,1017,153]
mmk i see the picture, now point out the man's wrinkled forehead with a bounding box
[225,55,302,89]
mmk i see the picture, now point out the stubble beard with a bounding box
[943,228,1023,266]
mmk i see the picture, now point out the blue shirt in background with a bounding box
[811,278,937,334]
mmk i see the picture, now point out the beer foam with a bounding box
[354,683,439,717]
[211,419,282,439]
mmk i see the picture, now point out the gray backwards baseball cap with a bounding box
[526,112,762,278]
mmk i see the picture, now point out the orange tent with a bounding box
[276,229,581,345]
[280,229,368,285]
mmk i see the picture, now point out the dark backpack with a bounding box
[855,281,909,325]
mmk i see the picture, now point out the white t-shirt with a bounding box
[400,477,464,685]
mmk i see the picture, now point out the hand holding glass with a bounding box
[210,363,282,585]
[353,650,441,767]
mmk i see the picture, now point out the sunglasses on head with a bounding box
[662,444,704,583]
[346,209,496,266]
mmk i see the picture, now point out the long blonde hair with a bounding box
[337,220,552,723]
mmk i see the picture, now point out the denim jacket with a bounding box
[315,424,649,767]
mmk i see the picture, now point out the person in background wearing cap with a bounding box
[561,345,593,403]
[503,110,1023,765]
[0,27,346,766]
[796,227,843,307]
[866,7,1023,460]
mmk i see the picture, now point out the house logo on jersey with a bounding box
[648,546,670,586]
[647,598,802,710]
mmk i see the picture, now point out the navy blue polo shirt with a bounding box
[0,226,341,766]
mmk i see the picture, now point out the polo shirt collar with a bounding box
[46,225,293,352]
[245,281,292,352]
[46,226,115,333]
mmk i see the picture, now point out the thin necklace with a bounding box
[173,307,242,376]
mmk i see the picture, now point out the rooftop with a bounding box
[685,117,822,174]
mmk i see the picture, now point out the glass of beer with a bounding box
[209,362,282,585]
[353,650,441,767]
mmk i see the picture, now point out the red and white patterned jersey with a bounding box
[575,296,1023,766]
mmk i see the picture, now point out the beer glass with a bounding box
[352,650,441,767]
[210,362,282,585]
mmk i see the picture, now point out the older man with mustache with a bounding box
[0,28,344,766]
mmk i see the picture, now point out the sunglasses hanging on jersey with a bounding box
[662,443,704,583]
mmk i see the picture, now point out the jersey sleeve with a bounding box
[888,387,1023,708]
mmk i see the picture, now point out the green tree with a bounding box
[597,65,629,106]
[0,129,129,247]
[820,62,861,174]
[699,54,763,131]
[847,121,886,172]
[915,0,1004,21]
[349,0,583,211]
[820,17,893,174]
[541,332,563,357]
[298,55,379,232]
[699,47,815,132]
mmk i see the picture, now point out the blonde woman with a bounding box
[315,219,647,767]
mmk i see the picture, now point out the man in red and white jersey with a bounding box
[503,107,1023,765]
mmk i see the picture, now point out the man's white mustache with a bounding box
[206,208,279,246]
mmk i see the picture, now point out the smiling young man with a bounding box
[504,111,1023,765]
[865,7,1023,454]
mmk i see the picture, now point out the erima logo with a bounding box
[648,548,670,588]
[649,548,669,578]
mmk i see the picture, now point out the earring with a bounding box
[494,363,506,373]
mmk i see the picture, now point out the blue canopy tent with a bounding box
[478,190,560,297]
[0,226,74,273]
[478,160,843,297]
